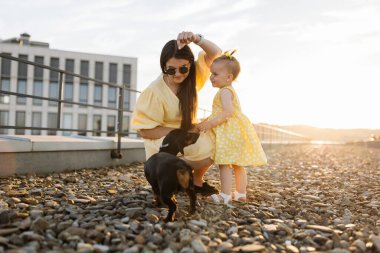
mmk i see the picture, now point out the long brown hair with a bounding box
[160,40,197,131]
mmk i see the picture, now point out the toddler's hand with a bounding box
[197,121,212,132]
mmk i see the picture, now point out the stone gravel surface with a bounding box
[0,144,379,253]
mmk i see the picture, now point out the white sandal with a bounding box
[208,192,232,205]
[233,191,247,203]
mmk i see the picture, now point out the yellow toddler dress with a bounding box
[209,86,267,166]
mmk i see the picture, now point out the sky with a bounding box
[1,0,379,129]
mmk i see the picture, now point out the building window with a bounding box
[94,84,102,106]
[33,81,43,105]
[34,56,44,81]
[15,111,26,135]
[49,82,59,106]
[49,57,59,82]
[16,79,27,105]
[64,82,73,107]
[17,55,28,79]
[108,63,118,107]
[95,62,103,81]
[124,89,130,111]
[123,64,131,87]
[93,114,102,136]
[33,56,44,106]
[63,113,72,136]
[79,83,88,106]
[80,60,89,83]
[65,59,74,83]
[0,78,10,104]
[94,62,104,106]
[109,63,117,84]
[108,63,117,108]
[108,63,117,107]
[122,64,131,111]
[1,53,11,78]
[107,115,116,136]
[78,114,87,136]
[123,115,130,136]
[79,60,89,107]
[0,55,11,105]
[47,113,57,135]
[0,110,9,134]
[108,87,117,108]
[32,112,42,135]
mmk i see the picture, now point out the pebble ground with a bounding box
[0,144,379,253]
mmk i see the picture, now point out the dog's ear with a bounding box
[176,169,190,189]
[175,131,188,154]
[186,132,200,146]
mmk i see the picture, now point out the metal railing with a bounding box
[254,123,311,144]
[0,53,141,159]
[1,54,312,160]
[198,109,311,144]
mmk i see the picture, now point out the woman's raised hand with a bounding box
[177,31,200,49]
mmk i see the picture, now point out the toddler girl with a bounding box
[197,50,267,205]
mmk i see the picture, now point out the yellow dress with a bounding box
[209,86,267,166]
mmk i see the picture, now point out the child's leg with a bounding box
[232,165,247,194]
[208,164,233,205]
[219,164,233,195]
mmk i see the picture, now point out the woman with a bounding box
[132,31,221,195]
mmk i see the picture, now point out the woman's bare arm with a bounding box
[139,126,175,139]
[177,31,222,67]
[196,36,222,66]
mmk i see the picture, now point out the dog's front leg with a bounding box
[162,195,177,222]
[186,189,197,214]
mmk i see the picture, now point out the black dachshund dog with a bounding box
[144,129,200,222]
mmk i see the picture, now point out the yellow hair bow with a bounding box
[223,49,237,59]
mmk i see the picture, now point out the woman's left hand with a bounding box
[177,31,200,49]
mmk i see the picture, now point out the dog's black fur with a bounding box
[144,129,200,222]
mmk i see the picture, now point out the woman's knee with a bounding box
[184,157,213,170]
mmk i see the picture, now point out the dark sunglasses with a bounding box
[164,66,189,75]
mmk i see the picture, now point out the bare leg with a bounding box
[219,165,233,195]
[232,165,247,194]
[182,157,213,187]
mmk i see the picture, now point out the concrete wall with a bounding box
[0,135,146,176]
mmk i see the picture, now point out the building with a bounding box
[0,33,137,136]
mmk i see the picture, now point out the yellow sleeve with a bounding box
[131,88,165,131]
[195,51,211,92]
